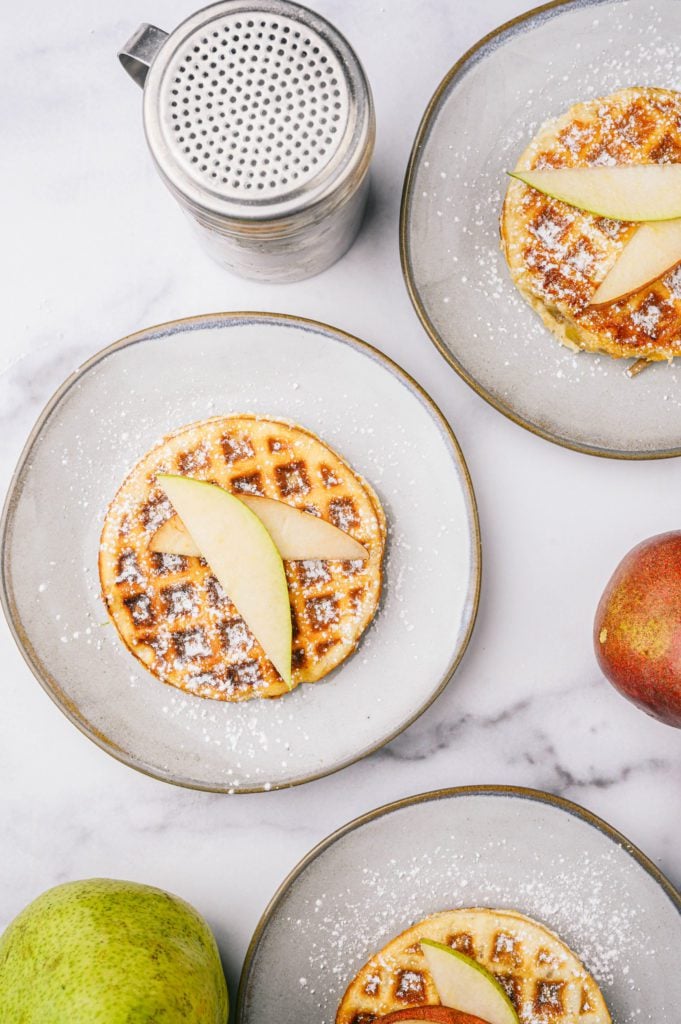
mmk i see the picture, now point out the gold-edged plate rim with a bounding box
[0,311,481,794]
[236,783,681,1020]
[400,0,681,461]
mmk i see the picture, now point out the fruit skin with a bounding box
[420,940,518,1024]
[0,878,229,1023]
[594,531,681,727]
[158,474,292,686]
[379,1007,492,1023]
[151,498,368,562]
[589,220,681,307]
[508,164,681,222]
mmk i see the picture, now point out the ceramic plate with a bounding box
[401,0,681,458]
[0,313,480,792]
[237,785,681,1022]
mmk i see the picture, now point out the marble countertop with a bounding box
[2,0,680,1006]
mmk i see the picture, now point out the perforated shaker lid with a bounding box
[142,0,374,222]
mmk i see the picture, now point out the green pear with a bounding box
[0,878,229,1023]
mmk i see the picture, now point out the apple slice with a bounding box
[150,494,368,562]
[508,164,681,222]
[590,219,681,306]
[379,1007,492,1023]
[149,514,199,557]
[157,475,292,686]
[421,941,519,1024]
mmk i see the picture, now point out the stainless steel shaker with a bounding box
[119,0,375,282]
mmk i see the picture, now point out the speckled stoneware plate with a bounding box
[401,0,681,458]
[0,313,480,792]
[237,785,681,1022]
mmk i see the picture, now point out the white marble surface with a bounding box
[2,0,680,1008]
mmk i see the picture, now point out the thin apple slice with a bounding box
[421,941,519,1024]
[149,514,199,557]
[590,219,681,306]
[150,494,368,561]
[379,1007,492,1023]
[157,475,292,687]
[508,164,681,222]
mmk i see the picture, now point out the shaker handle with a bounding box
[118,23,168,88]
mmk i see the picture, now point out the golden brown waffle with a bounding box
[99,416,385,702]
[501,87,681,361]
[336,908,610,1024]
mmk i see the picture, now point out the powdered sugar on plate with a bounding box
[8,315,478,791]
[241,791,679,1022]
[406,0,681,453]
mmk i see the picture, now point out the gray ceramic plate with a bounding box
[237,786,681,1022]
[0,313,480,793]
[401,0,681,458]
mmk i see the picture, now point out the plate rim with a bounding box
[399,0,681,461]
[235,783,681,1021]
[0,310,482,794]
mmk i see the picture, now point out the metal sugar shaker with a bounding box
[119,0,375,282]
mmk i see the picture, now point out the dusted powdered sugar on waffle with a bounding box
[23,303,475,790]
[99,415,385,703]
[336,908,610,1024]
[284,838,653,1023]
[52,415,420,789]
[418,3,681,410]
[502,88,681,361]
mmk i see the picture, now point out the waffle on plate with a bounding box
[99,415,385,702]
[501,87,681,361]
[336,908,610,1024]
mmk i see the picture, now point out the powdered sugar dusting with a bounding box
[631,303,662,336]
[17,316,475,791]
[408,0,681,450]
[250,795,676,1022]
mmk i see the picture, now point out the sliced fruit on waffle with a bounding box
[99,415,385,702]
[501,87,681,360]
[151,492,369,561]
[589,219,681,306]
[421,941,517,1024]
[336,908,610,1024]
[508,164,681,222]
[157,475,293,688]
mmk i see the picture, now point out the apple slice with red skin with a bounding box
[378,1008,491,1024]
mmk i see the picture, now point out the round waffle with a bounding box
[99,415,385,702]
[501,87,681,361]
[337,908,610,1024]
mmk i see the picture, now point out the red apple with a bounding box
[378,1007,491,1023]
[594,531,681,726]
